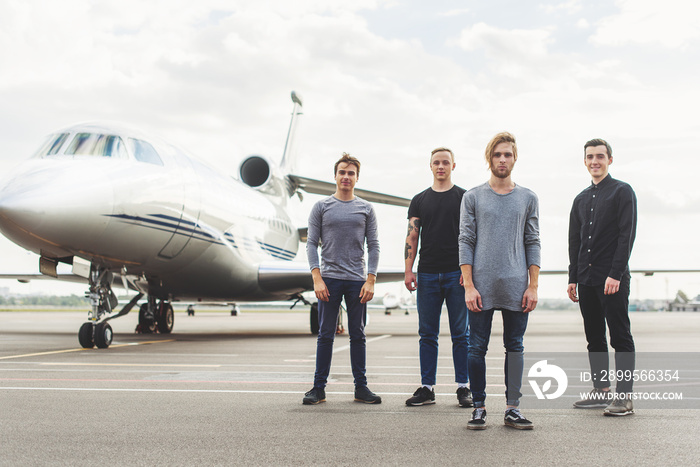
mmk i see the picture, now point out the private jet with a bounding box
[0,92,408,348]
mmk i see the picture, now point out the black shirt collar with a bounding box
[591,173,612,189]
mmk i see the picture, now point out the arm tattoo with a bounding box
[404,243,412,260]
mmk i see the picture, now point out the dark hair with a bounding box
[334,152,361,176]
[584,138,612,158]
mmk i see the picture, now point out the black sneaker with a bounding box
[457,387,473,407]
[302,387,326,405]
[406,386,435,406]
[603,395,634,416]
[504,408,534,430]
[354,386,382,404]
[467,407,487,430]
[573,388,613,409]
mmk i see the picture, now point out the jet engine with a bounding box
[238,155,288,197]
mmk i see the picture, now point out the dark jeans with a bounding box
[416,271,469,386]
[578,280,635,394]
[313,278,367,389]
[468,308,529,407]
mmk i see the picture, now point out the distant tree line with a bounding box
[0,294,89,307]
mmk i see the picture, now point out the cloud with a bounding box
[590,0,700,49]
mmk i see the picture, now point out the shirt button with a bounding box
[591,208,593,211]
[589,222,592,225]
[593,195,596,198]
[589,264,592,266]
[588,236,591,239]
[588,249,591,252]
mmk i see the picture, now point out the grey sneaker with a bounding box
[354,386,382,404]
[302,387,326,405]
[457,387,473,407]
[406,386,435,406]
[603,395,634,416]
[467,407,487,430]
[573,388,613,409]
[504,408,534,430]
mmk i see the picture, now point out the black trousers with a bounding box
[578,279,635,394]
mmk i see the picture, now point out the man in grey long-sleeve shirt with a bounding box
[459,132,541,430]
[302,153,382,405]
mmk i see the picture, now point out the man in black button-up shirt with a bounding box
[567,138,637,416]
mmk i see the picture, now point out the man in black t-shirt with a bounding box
[404,147,471,407]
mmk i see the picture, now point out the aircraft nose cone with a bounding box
[0,161,114,256]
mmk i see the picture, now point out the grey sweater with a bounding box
[306,196,379,282]
[458,183,541,311]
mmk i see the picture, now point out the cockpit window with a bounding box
[128,138,164,166]
[64,133,128,158]
[33,133,70,157]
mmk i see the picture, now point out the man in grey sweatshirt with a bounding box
[302,153,381,405]
[459,132,541,430]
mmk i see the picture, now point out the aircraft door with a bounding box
[157,150,201,259]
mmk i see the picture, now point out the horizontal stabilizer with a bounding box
[257,262,405,296]
[287,174,411,207]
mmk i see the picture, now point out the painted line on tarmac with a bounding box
[307,334,391,358]
[0,339,176,361]
[39,362,219,367]
[0,386,507,397]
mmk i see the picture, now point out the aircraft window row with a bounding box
[128,138,164,166]
[269,218,292,234]
[65,133,129,158]
[33,133,70,157]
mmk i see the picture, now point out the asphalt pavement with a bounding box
[1,308,699,466]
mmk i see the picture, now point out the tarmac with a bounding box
[1,308,699,466]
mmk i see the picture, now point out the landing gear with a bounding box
[138,301,156,333]
[187,305,195,316]
[95,322,113,348]
[310,302,319,335]
[137,297,174,334]
[79,322,94,348]
[231,304,240,316]
[79,267,119,349]
[157,302,174,334]
[79,265,145,349]
[308,302,346,335]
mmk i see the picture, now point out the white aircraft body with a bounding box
[0,92,407,348]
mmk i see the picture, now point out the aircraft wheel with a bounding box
[78,322,94,349]
[310,302,319,335]
[95,322,113,349]
[187,305,195,316]
[138,304,156,333]
[157,302,174,334]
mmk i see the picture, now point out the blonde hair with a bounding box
[430,147,454,162]
[484,132,517,169]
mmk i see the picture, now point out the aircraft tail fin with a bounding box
[280,91,303,174]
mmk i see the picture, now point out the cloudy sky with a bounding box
[1,0,699,300]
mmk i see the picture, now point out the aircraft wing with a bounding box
[287,174,411,207]
[539,269,700,276]
[257,261,404,295]
[0,273,87,284]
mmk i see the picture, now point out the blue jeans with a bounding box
[416,271,469,386]
[313,278,367,389]
[468,308,529,407]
